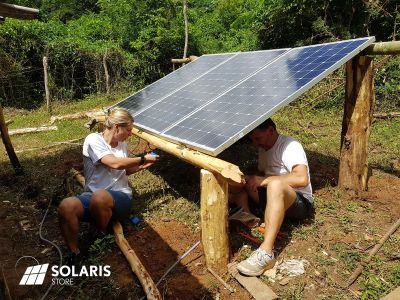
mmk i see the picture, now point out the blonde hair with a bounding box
[104,107,134,129]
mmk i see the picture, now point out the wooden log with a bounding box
[50,110,105,124]
[339,55,374,192]
[8,125,57,136]
[0,3,39,20]
[373,112,400,119]
[347,218,400,287]
[362,41,400,56]
[113,222,162,300]
[200,169,230,271]
[43,56,51,114]
[131,127,244,185]
[0,106,23,174]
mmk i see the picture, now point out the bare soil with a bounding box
[0,142,399,299]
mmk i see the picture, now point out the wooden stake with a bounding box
[113,222,162,300]
[0,106,23,174]
[182,0,189,60]
[207,267,235,293]
[43,56,51,114]
[347,218,400,287]
[339,55,374,192]
[200,169,230,271]
[103,50,110,94]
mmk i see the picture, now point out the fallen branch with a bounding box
[50,110,105,124]
[347,218,400,287]
[114,222,162,300]
[8,125,57,136]
[207,267,235,293]
[5,120,13,126]
[373,112,400,119]
[70,168,85,188]
[15,138,83,153]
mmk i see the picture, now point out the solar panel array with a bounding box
[115,37,375,156]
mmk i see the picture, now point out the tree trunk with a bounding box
[339,55,374,192]
[200,169,230,271]
[0,106,23,174]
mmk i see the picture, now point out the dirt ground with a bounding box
[0,141,399,299]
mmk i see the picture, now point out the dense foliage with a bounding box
[0,0,399,109]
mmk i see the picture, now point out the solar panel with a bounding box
[116,37,375,156]
[134,49,288,133]
[116,53,235,114]
[163,37,375,155]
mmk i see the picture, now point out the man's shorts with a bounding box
[76,190,133,222]
[258,187,312,220]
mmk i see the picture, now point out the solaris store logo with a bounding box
[17,257,111,286]
[19,264,49,285]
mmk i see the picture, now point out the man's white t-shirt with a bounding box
[82,133,132,196]
[258,135,313,202]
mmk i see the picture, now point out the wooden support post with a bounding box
[200,169,230,271]
[103,50,110,94]
[339,55,374,192]
[43,56,51,114]
[0,106,23,174]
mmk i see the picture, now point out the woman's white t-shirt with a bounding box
[82,133,132,196]
[258,135,313,202]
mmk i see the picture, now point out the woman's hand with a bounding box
[139,153,159,169]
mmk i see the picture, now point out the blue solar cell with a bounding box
[163,37,374,154]
[134,49,288,133]
[115,53,235,114]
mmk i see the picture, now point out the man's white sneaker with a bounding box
[237,248,276,276]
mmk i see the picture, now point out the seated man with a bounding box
[231,118,313,276]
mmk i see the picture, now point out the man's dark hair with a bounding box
[256,118,276,130]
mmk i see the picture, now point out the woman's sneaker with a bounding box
[237,248,276,276]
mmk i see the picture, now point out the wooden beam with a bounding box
[0,3,39,20]
[362,41,400,56]
[0,106,23,175]
[339,55,374,191]
[200,169,230,271]
[131,127,244,184]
